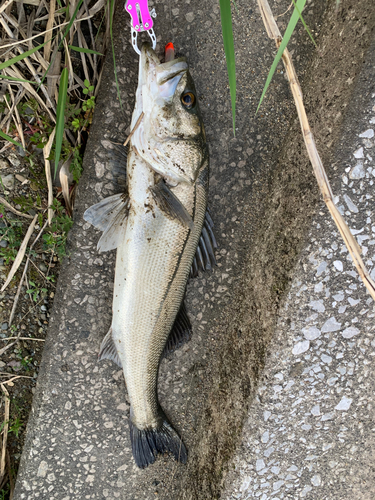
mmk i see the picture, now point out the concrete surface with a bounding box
[222,37,375,500]
[13,0,375,499]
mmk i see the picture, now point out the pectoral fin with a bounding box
[83,193,130,252]
[150,180,194,230]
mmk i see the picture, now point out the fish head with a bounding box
[131,43,208,185]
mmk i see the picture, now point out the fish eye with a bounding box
[181,92,195,110]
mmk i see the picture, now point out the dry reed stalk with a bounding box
[257,0,375,301]
[8,219,49,327]
[0,196,34,219]
[0,1,13,16]
[123,112,145,147]
[43,0,55,61]
[0,384,10,484]
[1,215,37,292]
[7,84,25,148]
[43,128,56,225]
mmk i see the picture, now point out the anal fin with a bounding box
[163,302,192,357]
[98,328,122,368]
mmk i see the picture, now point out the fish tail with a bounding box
[129,417,187,468]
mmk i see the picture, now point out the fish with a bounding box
[83,43,217,468]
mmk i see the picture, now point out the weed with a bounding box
[0,212,23,265]
[9,416,23,438]
[0,486,9,500]
[43,199,73,258]
[26,281,48,303]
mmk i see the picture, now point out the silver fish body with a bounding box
[84,44,211,468]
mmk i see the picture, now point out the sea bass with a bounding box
[84,43,216,468]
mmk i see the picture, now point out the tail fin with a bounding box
[129,418,187,468]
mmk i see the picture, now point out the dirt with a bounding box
[170,1,375,498]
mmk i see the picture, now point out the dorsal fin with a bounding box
[190,208,218,278]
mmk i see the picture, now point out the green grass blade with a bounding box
[0,130,23,149]
[0,74,37,84]
[219,0,236,133]
[68,45,103,56]
[54,67,69,177]
[291,0,317,49]
[110,0,122,109]
[256,0,307,113]
[0,42,47,71]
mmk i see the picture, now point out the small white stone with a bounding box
[353,147,364,159]
[37,461,48,478]
[349,162,366,179]
[316,262,328,276]
[321,353,332,364]
[301,485,313,497]
[292,340,310,355]
[335,396,352,411]
[264,410,271,422]
[311,474,322,486]
[273,480,284,491]
[342,326,360,339]
[321,317,341,333]
[359,128,374,138]
[321,412,335,421]
[185,12,195,22]
[302,326,321,340]
[343,194,359,213]
[309,300,325,312]
[311,405,320,416]
[348,297,360,306]
[333,260,343,271]
[256,459,266,472]
[314,282,323,293]
[261,431,269,444]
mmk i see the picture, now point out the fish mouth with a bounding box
[140,43,188,98]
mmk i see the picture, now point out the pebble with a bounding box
[343,194,359,213]
[0,160,9,169]
[353,147,364,159]
[321,317,341,333]
[292,340,310,355]
[39,263,48,273]
[7,154,20,167]
[1,174,15,190]
[359,128,374,138]
[349,162,365,179]
[0,240,8,248]
[41,305,47,312]
[335,396,352,411]
[341,326,360,339]
[1,322,8,330]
